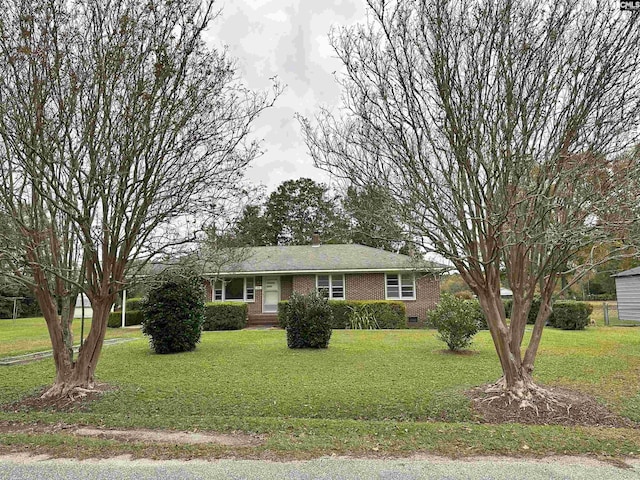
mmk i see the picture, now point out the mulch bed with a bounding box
[467,384,638,428]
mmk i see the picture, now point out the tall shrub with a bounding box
[284,291,333,348]
[142,271,205,354]
[427,294,480,351]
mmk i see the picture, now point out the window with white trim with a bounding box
[386,273,415,300]
[316,274,345,299]
[212,277,255,302]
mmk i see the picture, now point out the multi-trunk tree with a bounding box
[301,0,640,402]
[0,0,279,398]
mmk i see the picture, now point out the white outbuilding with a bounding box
[612,267,640,323]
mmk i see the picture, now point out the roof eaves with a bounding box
[208,267,431,276]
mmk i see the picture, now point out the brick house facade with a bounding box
[203,243,443,327]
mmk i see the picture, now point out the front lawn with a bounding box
[1,326,640,459]
[0,317,140,358]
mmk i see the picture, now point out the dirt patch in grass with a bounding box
[0,421,264,447]
[467,384,638,428]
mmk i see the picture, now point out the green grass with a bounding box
[1,323,640,459]
[0,317,140,357]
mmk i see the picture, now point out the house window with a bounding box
[316,274,345,300]
[386,273,415,300]
[212,277,255,302]
[225,278,244,300]
[214,281,223,301]
[246,277,254,301]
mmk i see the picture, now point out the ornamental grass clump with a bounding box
[142,271,205,354]
[285,291,333,348]
[427,294,480,351]
[347,305,379,330]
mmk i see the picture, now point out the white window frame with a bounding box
[385,273,416,300]
[316,274,345,300]
[212,277,255,302]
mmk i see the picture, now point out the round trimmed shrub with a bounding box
[141,272,205,354]
[427,294,480,351]
[284,291,333,349]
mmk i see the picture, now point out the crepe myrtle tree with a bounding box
[0,0,280,398]
[301,0,640,403]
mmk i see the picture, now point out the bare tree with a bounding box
[301,0,640,403]
[0,0,280,398]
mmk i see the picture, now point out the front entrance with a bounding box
[262,276,280,313]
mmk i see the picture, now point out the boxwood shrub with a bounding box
[202,302,248,330]
[278,299,406,329]
[548,301,592,330]
[284,291,333,349]
[107,310,144,328]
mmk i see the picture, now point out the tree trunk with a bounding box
[472,290,545,403]
[40,296,113,399]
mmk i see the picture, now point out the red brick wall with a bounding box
[292,275,316,295]
[345,273,385,300]
[204,280,213,302]
[286,272,440,326]
[404,274,440,326]
[281,276,293,300]
[247,289,262,316]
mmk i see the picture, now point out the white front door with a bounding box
[262,276,280,313]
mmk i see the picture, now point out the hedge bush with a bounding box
[125,297,145,311]
[334,301,407,329]
[202,302,248,330]
[548,301,592,330]
[141,272,205,354]
[503,297,541,324]
[584,293,616,301]
[427,294,480,351]
[284,291,333,349]
[278,299,406,329]
[107,310,144,328]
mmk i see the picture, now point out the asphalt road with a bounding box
[1,456,639,480]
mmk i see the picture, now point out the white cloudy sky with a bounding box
[209,0,367,192]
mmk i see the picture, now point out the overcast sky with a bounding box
[209,0,367,193]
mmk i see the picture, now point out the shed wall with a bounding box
[615,276,640,322]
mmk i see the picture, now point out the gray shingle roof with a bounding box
[207,244,443,275]
[612,266,640,278]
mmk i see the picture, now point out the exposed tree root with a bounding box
[41,382,96,401]
[3,383,114,413]
[468,380,637,428]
